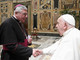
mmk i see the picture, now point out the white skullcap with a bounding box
[61,14,75,26]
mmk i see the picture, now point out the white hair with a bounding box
[14,5,27,15]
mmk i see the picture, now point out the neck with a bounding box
[13,15,17,19]
[61,26,74,36]
[67,25,74,30]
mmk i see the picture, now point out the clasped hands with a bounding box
[33,49,42,57]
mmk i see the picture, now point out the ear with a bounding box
[64,23,67,30]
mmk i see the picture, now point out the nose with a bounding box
[55,24,57,27]
[26,15,28,18]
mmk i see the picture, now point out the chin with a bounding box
[22,20,25,23]
[22,21,25,23]
[59,32,62,36]
[60,34,62,36]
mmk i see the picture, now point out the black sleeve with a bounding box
[0,19,26,45]
[0,22,18,44]
[6,43,32,57]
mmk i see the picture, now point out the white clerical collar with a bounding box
[63,27,74,36]
[13,15,17,19]
[13,15,21,23]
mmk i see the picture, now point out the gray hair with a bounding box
[14,5,27,15]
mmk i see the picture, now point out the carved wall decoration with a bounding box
[61,0,73,4]
[39,0,51,9]
[53,12,59,29]
[65,0,73,4]
[0,3,8,24]
[33,0,38,10]
[61,0,77,9]
[0,1,13,24]
[40,11,51,30]
[1,14,8,23]
[0,3,8,13]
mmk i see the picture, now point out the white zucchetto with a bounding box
[61,14,75,26]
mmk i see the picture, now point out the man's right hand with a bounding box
[32,49,43,57]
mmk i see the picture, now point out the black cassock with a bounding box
[0,16,32,60]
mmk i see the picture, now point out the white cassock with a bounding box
[42,27,80,60]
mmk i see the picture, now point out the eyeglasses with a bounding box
[20,12,27,16]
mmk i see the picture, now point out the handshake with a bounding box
[33,49,43,57]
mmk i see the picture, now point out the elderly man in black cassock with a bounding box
[0,4,39,60]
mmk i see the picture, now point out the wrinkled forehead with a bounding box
[57,17,65,23]
[21,9,27,12]
[57,17,62,22]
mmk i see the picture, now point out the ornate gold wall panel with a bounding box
[31,0,80,33]
[1,0,79,33]
[39,0,51,9]
[31,0,59,33]
[0,1,13,24]
[33,0,38,10]
[40,11,51,30]
[65,0,73,4]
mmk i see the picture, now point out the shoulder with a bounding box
[1,17,13,24]
[73,28,80,34]
[70,28,80,38]
[0,17,15,28]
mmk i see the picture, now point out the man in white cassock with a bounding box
[38,14,80,60]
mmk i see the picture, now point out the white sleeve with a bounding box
[42,41,59,54]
